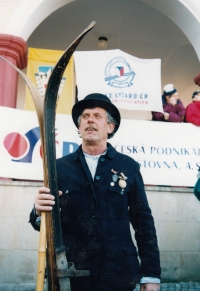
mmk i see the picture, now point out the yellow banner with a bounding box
[25,48,75,114]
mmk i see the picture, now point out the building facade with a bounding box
[0,0,200,289]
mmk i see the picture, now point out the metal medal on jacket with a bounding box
[110,169,119,186]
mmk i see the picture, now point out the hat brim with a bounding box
[72,99,121,135]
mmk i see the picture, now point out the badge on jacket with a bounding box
[110,169,127,194]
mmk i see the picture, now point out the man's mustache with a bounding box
[85,126,97,131]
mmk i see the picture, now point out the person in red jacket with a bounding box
[152,84,185,122]
[185,90,200,126]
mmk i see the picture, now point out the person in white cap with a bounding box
[152,84,185,122]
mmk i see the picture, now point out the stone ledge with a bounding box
[0,282,200,291]
[0,180,43,187]
[0,283,45,291]
[0,179,193,193]
[134,283,200,291]
[145,186,193,193]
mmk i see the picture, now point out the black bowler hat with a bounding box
[72,93,121,138]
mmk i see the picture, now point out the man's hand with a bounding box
[140,283,160,291]
[34,187,62,216]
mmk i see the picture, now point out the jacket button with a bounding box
[100,158,105,162]
[95,175,100,180]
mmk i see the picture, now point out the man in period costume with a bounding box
[30,93,161,291]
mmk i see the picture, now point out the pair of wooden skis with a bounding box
[0,21,95,291]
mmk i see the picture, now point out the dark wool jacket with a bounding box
[152,100,185,122]
[30,143,160,291]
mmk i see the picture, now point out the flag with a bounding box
[25,48,75,114]
[74,49,163,112]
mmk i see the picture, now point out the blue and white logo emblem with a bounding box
[35,66,66,98]
[105,57,135,88]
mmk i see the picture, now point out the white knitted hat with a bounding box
[163,84,177,96]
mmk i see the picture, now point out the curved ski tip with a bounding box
[89,21,96,28]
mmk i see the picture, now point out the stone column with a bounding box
[0,34,27,108]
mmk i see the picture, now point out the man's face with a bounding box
[78,107,115,144]
[194,92,200,101]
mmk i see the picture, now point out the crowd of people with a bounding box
[152,83,200,125]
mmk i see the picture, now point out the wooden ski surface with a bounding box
[0,55,48,291]
[44,20,96,291]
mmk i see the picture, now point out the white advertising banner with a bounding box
[74,49,163,113]
[0,106,199,187]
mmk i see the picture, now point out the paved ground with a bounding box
[134,282,200,291]
[1,282,200,291]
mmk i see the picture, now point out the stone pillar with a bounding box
[0,34,27,108]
